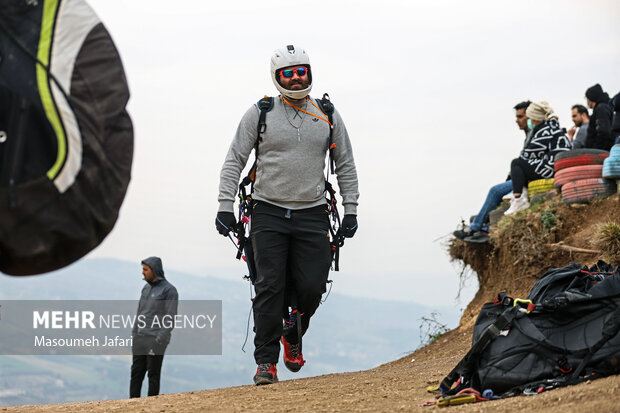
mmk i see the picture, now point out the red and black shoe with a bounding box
[281,336,306,372]
[253,363,278,385]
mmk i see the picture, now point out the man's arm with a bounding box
[156,286,179,344]
[330,109,359,216]
[217,106,260,213]
[132,287,146,336]
[573,125,588,149]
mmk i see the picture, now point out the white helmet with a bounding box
[270,45,312,100]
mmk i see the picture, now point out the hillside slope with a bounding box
[4,196,620,412]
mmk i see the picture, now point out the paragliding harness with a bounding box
[424,261,620,407]
[232,93,344,352]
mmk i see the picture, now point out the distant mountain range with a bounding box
[0,258,459,406]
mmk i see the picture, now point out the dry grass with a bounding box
[447,196,620,328]
[595,221,620,265]
[488,197,563,274]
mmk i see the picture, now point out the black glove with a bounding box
[215,211,236,236]
[341,215,358,238]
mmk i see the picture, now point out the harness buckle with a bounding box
[558,358,573,374]
[493,292,513,306]
[513,299,535,314]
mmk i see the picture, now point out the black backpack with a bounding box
[440,261,620,398]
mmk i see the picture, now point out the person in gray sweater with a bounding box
[130,256,178,398]
[568,104,589,149]
[215,45,359,385]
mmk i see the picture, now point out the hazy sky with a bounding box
[80,0,620,307]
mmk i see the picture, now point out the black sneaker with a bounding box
[464,231,490,244]
[453,226,473,240]
[253,363,278,385]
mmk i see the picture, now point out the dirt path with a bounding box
[5,327,620,413]
[5,198,620,412]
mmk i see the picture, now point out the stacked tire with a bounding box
[554,149,614,204]
[602,145,620,193]
[528,178,555,203]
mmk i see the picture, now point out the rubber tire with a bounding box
[554,153,610,172]
[603,158,620,179]
[528,178,555,195]
[610,144,620,158]
[554,165,603,188]
[561,178,616,204]
[554,148,609,161]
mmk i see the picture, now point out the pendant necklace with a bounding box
[282,97,308,141]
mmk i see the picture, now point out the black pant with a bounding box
[251,202,332,364]
[510,158,543,194]
[129,334,167,398]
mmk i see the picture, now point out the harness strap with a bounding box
[237,95,343,274]
[440,305,520,394]
[245,96,273,187]
[315,93,336,175]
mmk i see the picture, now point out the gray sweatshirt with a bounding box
[218,96,359,215]
[572,123,589,149]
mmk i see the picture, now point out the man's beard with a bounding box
[289,80,307,90]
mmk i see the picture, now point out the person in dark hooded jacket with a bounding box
[611,91,620,144]
[584,83,614,150]
[129,256,178,398]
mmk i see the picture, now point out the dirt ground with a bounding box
[5,327,620,413]
[4,197,620,412]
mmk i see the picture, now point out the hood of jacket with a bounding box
[141,256,165,281]
[586,84,610,104]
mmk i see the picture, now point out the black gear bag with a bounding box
[440,261,620,398]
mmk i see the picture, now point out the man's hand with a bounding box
[341,215,358,238]
[215,212,236,236]
[568,126,576,140]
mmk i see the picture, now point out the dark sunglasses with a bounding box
[280,67,307,78]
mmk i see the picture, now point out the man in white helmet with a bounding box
[215,45,359,385]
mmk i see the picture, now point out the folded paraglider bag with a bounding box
[440,262,620,398]
[0,0,133,275]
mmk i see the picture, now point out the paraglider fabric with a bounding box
[0,0,133,275]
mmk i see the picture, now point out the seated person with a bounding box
[611,91,620,144]
[584,84,613,150]
[567,104,589,149]
[504,101,572,215]
[454,101,531,243]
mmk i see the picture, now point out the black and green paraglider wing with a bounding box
[0,0,133,275]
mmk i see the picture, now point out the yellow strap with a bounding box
[437,394,476,407]
[37,0,66,180]
[513,298,534,314]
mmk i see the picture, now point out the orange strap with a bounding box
[281,96,332,126]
